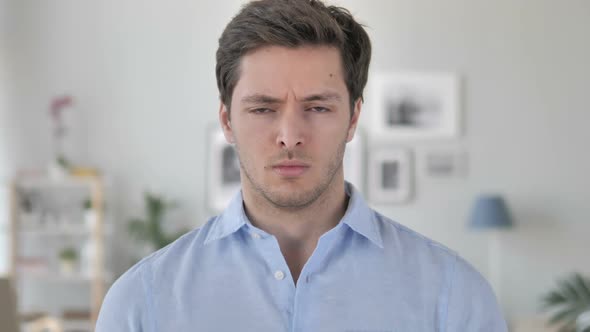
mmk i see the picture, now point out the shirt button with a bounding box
[251,232,261,239]
[274,270,285,280]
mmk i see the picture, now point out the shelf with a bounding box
[18,270,115,283]
[17,177,96,190]
[15,175,112,190]
[18,224,114,236]
[62,319,94,331]
[20,313,94,332]
[10,173,111,326]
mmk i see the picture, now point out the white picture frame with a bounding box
[371,72,460,140]
[368,148,413,204]
[343,129,365,193]
[207,127,241,212]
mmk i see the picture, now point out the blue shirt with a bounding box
[96,183,507,331]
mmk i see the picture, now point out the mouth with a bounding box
[271,161,310,178]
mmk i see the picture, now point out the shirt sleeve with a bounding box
[95,262,152,332]
[444,255,509,332]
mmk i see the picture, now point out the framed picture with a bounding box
[343,129,365,193]
[424,149,468,178]
[371,72,460,140]
[207,127,241,212]
[368,148,413,204]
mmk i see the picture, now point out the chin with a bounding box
[261,180,327,209]
[264,192,318,209]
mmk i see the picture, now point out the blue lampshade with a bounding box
[468,194,513,229]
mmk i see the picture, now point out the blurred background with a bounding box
[0,0,589,331]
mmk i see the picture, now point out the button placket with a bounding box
[245,226,296,330]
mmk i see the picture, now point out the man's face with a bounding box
[219,45,360,209]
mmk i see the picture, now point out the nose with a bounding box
[275,107,305,150]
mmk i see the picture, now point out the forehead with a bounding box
[232,45,348,103]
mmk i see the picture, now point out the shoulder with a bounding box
[374,211,458,264]
[95,251,152,331]
[373,211,507,329]
[96,216,220,331]
[444,254,507,330]
[137,216,219,272]
[374,210,498,291]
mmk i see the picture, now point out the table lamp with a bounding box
[468,194,514,302]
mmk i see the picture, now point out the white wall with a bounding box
[4,0,590,321]
[0,0,13,275]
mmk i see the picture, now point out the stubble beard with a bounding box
[235,137,348,211]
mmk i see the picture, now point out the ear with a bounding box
[219,102,235,144]
[346,98,362,142]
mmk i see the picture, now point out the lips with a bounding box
[271,161,310,177]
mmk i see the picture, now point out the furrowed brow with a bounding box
[302,92,342,103]
[241,94,282,105]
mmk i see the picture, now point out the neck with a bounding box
[243,178,347,241]
[241,176,349,283]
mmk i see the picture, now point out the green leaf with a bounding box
[543,291,568,307]
[127,191,185,250]
[542,273,590,332]
[573,273,590,303]
[128,219,149,242]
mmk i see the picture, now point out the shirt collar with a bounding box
[203,192,248,245]
[340,182,384,248]
[204,182,383,249]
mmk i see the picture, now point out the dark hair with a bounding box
[216,0,371,113]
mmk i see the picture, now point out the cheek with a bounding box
[313,118,350,140]
[234,126,270,161]
[232,114,268,139]
[241,128,269,150]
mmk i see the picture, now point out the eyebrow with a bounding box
[302,92,342,103]
[241,94,282,105]
[240,92,343,104]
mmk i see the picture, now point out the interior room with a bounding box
[1,0,589,331]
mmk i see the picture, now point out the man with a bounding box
[97,0,508,331]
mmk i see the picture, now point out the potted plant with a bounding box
[127,192,188,257]
[542,273,590,332]
[58,247,78,275]
[82,198,96,230]
[48,155,71,180]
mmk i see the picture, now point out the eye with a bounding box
[250,108,274,114]
[307,106,330,113]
